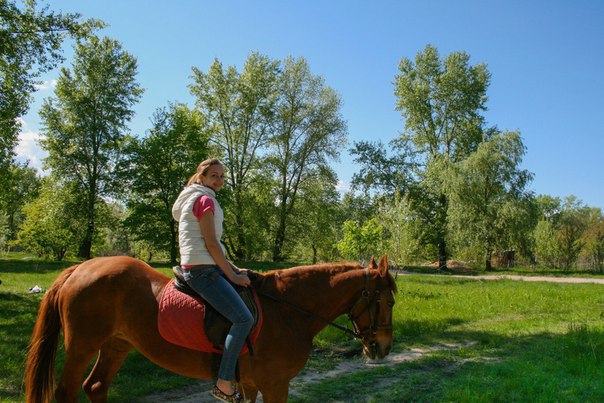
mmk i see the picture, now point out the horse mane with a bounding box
[253,261,398,296]
[252,262,364,297]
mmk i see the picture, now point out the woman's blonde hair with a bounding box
[186,158,223,186]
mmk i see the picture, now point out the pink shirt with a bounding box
[182,195,215,269]
[192,195,215,221]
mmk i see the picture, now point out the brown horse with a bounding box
[25,255,396,403]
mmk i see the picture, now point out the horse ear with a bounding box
[369,256,377,270]
[377,255,389,276]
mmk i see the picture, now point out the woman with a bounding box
[172,158,252,403]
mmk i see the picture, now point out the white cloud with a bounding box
[336,180,350,194]
[15,127,47,172]
[33,79,57,91]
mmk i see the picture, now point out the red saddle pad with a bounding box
[157,279,262,354]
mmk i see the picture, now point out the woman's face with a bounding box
[201,164,225,192]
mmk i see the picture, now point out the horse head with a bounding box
[348,255,397,360]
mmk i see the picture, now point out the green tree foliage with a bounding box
[289,167,343,263]
[533,196,596,271]
[445,129,534,270]
[0,0,102,187]
[189,52,279,259]
[349,138,415,198]
[375,193,423,267]
[0,162,40,246]
[583,212,604,273]
[267,56,347,261]
[534,219,559,268]
[13,177,83,260]
[118,103,209,263]
[190,53,348,262]
[337,217,385,262]
[40,36,142,258]
[557,197,589,271]
[392,44,491,267]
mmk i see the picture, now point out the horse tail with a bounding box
[25,265,78,403]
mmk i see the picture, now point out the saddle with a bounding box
[171,266,261,354]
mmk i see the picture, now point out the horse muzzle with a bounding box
[363,336,392,360]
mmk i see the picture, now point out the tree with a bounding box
[583,210,604,273]
[375,192,423,267]
[557,197,589,271]
[337,218,385,262]
[118,103,209,263]
[394,44,491,268]
[445,129,534,270]
[13,177,84,260]
[189,52,279,259]
[1,162,40,246]
[534,219,560,268]
[289,167,342,263]
[350,138,415,196]
[40,36,142,259]
[267,56,347,261]
[0,0,102,189]
[533,195,592,270]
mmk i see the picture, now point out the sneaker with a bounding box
[210,385,243,403]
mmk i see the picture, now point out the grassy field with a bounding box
[1,255,603,402]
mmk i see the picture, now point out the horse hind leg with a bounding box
[82,337,133,402]
[55,343,99,403]
[257,382,290,403]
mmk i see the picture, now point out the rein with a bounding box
[254,267,386,340]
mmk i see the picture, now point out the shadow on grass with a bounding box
[0,292,41,401]
[0,259,77,274]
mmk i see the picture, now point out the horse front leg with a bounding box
[258,382,290,403]
[82,337,133,402]
[238,381,259,402]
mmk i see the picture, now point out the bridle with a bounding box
[347,267,394,346]
[255,267,395,342]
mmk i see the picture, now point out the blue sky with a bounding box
[17,0,604,208]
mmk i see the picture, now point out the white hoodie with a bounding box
[171,184,225,265]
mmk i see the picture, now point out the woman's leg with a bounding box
[184,268,254,383]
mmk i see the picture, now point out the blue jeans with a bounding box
[183,266,254,381]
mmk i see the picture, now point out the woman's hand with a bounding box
[230,272,251,287]
[229,261,248,275]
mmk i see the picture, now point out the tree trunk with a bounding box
[272,216,286,261]
[485,250,492,271]
[78,221,93,259]
[438,241,447,270]
[437,193,448,269]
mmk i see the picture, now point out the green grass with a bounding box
[2,258,604,402]
[296,275,604,402]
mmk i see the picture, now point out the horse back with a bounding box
[58,257,169,341]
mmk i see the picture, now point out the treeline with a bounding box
[1,2,602,271]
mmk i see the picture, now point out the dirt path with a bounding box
[432,273,604,284]
[141,273,602,402]
[141,343,475,402]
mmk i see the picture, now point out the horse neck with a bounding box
[264,263,369,336]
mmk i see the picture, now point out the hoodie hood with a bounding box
[172,184,216,222]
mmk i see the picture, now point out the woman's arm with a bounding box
[199,211,250,287]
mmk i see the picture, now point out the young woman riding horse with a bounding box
[172,158,251,402]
